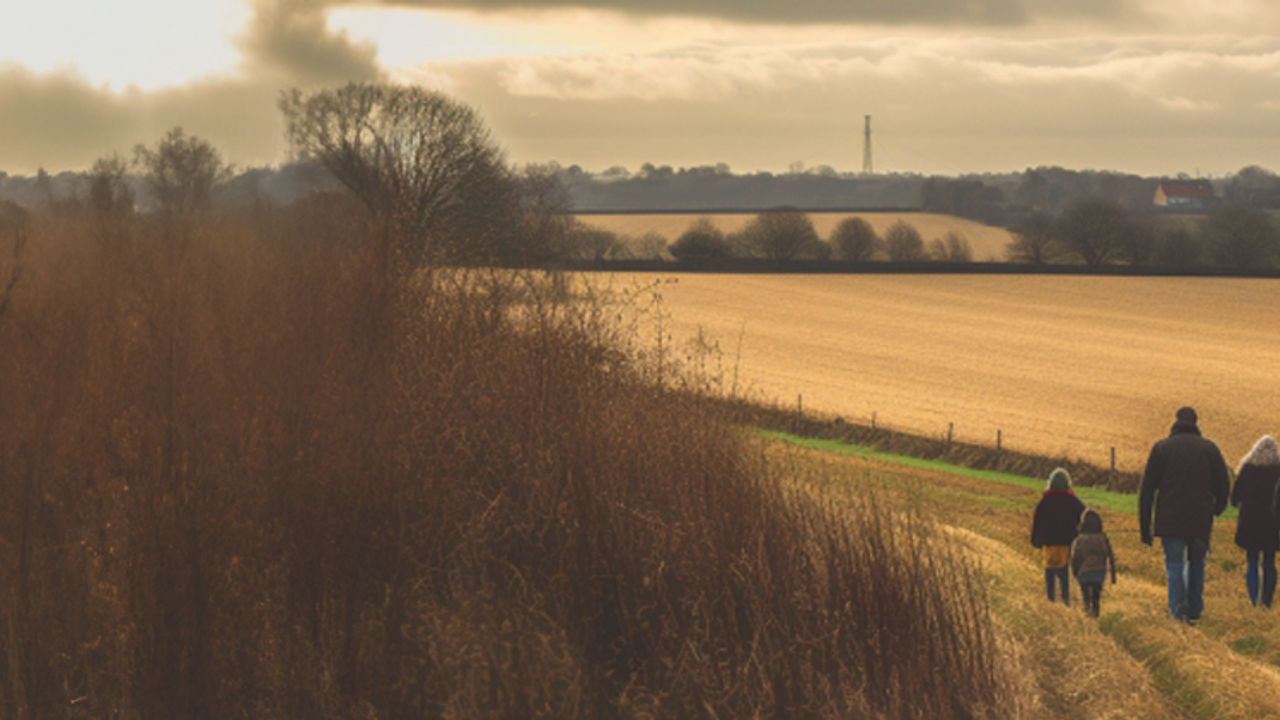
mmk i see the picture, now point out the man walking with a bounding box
[1139,406,1230,624]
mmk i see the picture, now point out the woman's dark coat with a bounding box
[1031,491,1087,548]
[1233,464,1280,552]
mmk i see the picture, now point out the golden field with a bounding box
[575,212,1016,260]
[593,273,1280,471]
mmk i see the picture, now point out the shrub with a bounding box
[669,216,731,262]
[884,220,927,261]
[930,231,973,262]
[829,216,880,261]
[0,203,1014,718]
[740,208,829,261]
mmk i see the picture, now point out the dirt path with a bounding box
[785,443,1280,718]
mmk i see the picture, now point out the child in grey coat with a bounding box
[1071,508,1117,618]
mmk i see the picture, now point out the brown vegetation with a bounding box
[0,203,1019,717]
[790,443,1280,718]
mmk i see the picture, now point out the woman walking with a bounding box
[1032,467,1086,605]
[1231,435,1280,608]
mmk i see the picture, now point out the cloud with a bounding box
[371,0,1138,27]
[0,63,284,173]
[238,0,383,84]
[426,35,1280,174]
[0,0,387,174]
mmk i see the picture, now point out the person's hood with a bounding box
[1079,508,1103,534]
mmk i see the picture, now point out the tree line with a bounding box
[1006,199,1280,269]
[664,210,971,264]
[5,83,1280,271]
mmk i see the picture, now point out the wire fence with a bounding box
[718,393,1144,493]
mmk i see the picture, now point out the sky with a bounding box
[2,0,1280,177]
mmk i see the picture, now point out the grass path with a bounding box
[769,434,1280,718]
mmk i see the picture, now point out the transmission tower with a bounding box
[862,115,873,174]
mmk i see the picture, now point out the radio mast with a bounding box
[862,115,873,174]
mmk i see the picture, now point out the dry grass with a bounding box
[784,441,1280,718]
[0,207,1018,718]
[576,212,1016,261]
[592,272,1280,472]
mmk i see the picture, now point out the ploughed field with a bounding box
[594,273,1280,472]
[575,212,1015,261]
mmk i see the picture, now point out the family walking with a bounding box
[1031,406,1280,623]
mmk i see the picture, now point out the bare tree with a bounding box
[0,201,28,324]
[516,163,574,263]
[829,216,880,261]
[930,231,972,262]
[884,220,926,261]
[1154,226,1205,268]
[741,208,826,261]
[1005,211,1056,264]
[1115,220,1158,266]
[1203,205,1280,268]
[670,217,731,262]
[135,128,230,236]
[279,83,519,265]
[1053,198,1128,266]
[89,153,135,254]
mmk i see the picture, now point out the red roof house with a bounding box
[1153,179,1215,208]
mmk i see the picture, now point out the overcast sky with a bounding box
[3,0,1279,177]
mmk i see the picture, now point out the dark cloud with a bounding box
[0,0,386,173]
[239,0,382,84]
[0,64,284,173]
[375,0,1135,26]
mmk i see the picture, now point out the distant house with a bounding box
[1153,179,1216,208]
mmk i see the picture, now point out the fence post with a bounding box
[795,394,802,433]
[871,412,877,431]
[947,422,954,455]
[1110,447,1116,488]
[997,429,1002,452]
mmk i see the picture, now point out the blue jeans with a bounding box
[1162,537,1208,621]
[1245,549,1277,608]
[1045,567,1070,605]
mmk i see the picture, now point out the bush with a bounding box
[0,203,1014,718]
[884,220,927,261]
[829,216,880,261]
[1203,205,1280,268]
[669,216,731,262]
[740,208,829,261]
[930,231,973,262]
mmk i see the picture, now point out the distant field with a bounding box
[591,273,1280,471]
[575,212,1016,261]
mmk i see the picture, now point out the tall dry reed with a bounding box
[0,200,1015,719]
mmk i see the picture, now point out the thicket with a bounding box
[0,189,1017,715]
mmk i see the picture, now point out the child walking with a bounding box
[1031,467,1086,605]
[1071,508,1117,618]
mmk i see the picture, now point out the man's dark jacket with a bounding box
[1139,420,1230,543]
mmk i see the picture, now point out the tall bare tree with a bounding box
[279,83,521,265]
[1005,211,1056,264]
[135,128,230,237]
[0,201,27,324]
[1053,198,1129,266]
[89,152,135,255]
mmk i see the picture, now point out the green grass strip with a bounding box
[759,429,1238,520]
